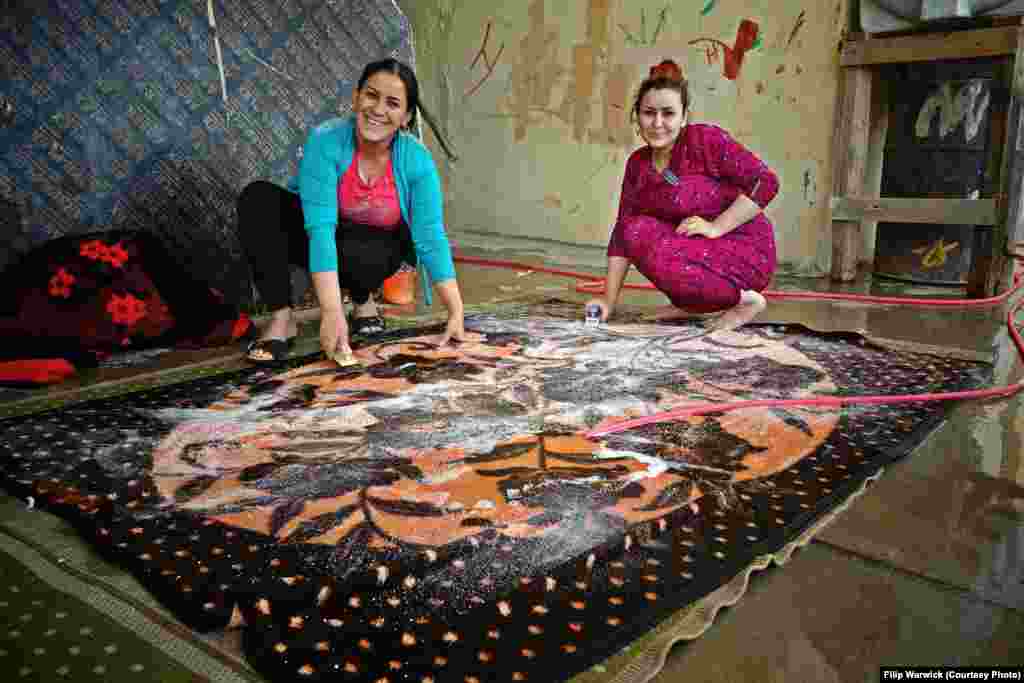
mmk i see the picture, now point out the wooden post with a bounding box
[831,66,873,282]
[1002,27,1024,289]
[968,93,1006,298]
[862,70,891,265]
[971,28,1024,297]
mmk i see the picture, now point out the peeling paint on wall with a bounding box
[914,79,991,142]
[588,0,611,45]
[604,63,634,146]
[542,193,563,208]
[505,0,631,145]
[572,45,595,141]
[506,0,564,141]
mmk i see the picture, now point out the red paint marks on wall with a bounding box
[785,10,806,50]
[465,22,505,98]
[689,19,759,80]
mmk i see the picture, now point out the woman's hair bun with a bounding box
[649,59,683,82]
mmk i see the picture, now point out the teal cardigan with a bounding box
[286,117,455,305]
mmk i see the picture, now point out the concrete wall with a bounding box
[401,0,853,273]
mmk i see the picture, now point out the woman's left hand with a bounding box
[435,313,485,348]
[676,216,721,239]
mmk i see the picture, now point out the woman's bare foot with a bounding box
[645,304,717,322]
[248,308,298,362]
[708,290,766,331]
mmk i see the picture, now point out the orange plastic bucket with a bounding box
[381,269,416,305]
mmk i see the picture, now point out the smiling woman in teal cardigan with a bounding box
[237,59,478,363]
[292,116,453,296]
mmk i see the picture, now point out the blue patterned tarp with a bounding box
[0,0,414,304]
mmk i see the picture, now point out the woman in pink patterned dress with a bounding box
[587,59,779,330]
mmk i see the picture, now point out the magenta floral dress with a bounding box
[608,123,779,313]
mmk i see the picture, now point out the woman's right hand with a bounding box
[320,308,351,357]
[585,298,613,322]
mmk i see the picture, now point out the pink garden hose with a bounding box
[450,253,1024,437]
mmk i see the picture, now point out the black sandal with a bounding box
[349,315,386,336]
[245,338,294,364]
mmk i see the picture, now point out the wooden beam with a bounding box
[830,67,872,282]
[1007,41,1024,288]
[840,26,1019,66]
[830,197,999,226]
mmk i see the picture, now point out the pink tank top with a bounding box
[337,151,402,229]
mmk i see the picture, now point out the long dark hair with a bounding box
[631,59,690,124]
[357,58,458,162]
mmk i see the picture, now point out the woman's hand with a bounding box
[320,308,351,357]
[676,216,721,239]
[431,280,483,348]
[311,272,350,357]
[435,312,484,348]
[585,298,613,322]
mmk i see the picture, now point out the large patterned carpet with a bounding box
[0,301,991,682]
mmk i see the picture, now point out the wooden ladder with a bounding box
[830,20,1024,297]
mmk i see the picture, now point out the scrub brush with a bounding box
[327,347,361,367]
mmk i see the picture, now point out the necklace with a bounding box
[651,151,678,185]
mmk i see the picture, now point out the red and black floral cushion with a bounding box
[0,230,253,377]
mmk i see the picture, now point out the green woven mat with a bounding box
[0,512,260,683]
[0,538,199,681]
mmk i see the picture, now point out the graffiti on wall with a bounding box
[914,79,991,143]
[913,239,960,270]
[785,10,806,51]
[465,21,505,98]
[483,2,766,144]
[689,19,761,81]
[618,4,671,48]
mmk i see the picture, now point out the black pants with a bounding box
[237,180,409,309]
